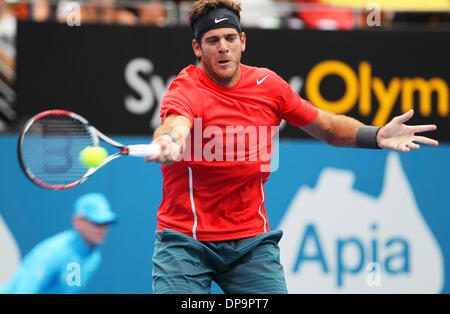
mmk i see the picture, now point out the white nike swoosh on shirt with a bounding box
[215,18,229,23]
[257,75,269,85]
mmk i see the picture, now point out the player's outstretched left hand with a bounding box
[377,109,439,152]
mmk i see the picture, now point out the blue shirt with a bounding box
[0,230,101,294]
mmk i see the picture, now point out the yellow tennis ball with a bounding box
[79,146,108,168]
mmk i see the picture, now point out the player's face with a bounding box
[74,218,109,246]
[193,28,246,87]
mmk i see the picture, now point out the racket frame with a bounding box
[18,109,158,190]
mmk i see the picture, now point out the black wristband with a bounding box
[356,126,382,149]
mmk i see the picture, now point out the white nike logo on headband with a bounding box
[215,18,229,23]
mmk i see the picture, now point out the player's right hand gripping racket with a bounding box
[18,109,161,190]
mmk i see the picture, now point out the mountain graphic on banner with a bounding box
[278,153,444,293]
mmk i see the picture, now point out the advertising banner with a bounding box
[16,22,450,141]
[0,135,448,293]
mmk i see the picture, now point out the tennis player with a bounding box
[146,0,438,294]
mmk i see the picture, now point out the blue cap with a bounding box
[73,193,117,224]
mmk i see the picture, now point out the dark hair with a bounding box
[189,0,242,33]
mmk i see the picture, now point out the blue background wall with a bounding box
[1,135,448,293]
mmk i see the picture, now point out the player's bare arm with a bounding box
[300,108,438,151]
[300,109,362,147]
[145,113,192,163]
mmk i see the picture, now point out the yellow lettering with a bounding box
[306,60,358,114]
[402,78,449,117]
[306,60,449,125]
[359,61,371,116]
[372,77,401,126]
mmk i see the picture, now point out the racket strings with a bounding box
[21,114,96,185]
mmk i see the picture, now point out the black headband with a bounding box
[193,8,242,40]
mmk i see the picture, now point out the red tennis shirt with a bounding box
[157,64,318,241]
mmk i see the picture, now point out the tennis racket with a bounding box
[18,109,161,190]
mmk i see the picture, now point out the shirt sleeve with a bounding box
[279,76,319,127]
[5,266,53,294]
[1,248,57,294]
[160,74,198,126]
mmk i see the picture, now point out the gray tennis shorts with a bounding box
[152,228,288,294]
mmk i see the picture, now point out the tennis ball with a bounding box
[79,146,108,168]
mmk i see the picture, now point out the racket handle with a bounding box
[127,144,161,157]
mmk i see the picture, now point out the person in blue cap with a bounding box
[0,193,117,294]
